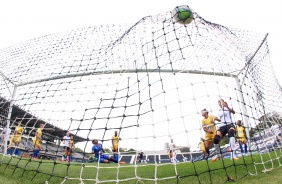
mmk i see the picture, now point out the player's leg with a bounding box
[212,128,225,162]
[243,138,248,155]
[228,126,239,160]
[108,154,118,163]
[204,135,213,157]
[69,149,73,162]
[66,147,70,161]
[33,139,38,158]
[113,147,119,161]
[62,147,67,161]
[7,140,12,155]
[99,156,109,163]
[14,136,20,156]
[238,139,244,154]
[32,139,38,159]
[169,150,173,162]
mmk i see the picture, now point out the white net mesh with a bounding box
[0,7,281,184]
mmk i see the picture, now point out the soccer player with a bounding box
[138,150,144,163]
[212,99,239,161]
[32,124,44,159]
[201,109,221,158]
[236,120,248,155]
[198,138,206,159]
[168,139,178,163]
[112,130,119,161]
[12,121,23,156]
[1,125,11,152]
[271,121,282,145]
[62,131,71,162]
[91,139,118,163]
[69,135,75,162]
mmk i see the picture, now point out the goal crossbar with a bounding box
[17,69,237,87]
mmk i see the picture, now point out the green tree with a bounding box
[127,148,136,154]
[74,147,91,157]
[103,148,111,153]
[179,147,190,152]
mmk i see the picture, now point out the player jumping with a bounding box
[212,99,239,161]
[201,109,221,159]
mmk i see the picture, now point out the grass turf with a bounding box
[0,152,282,184]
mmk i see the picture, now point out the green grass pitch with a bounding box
[1,152,282,184]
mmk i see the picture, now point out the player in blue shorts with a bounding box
[92,139,118,163]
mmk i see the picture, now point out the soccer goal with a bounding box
[0,6,281,184]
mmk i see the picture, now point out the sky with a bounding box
[0,0,281,84]
[0,0,281,152]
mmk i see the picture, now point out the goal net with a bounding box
[0,6,281,184]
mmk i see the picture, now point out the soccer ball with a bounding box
[172,5,194,25]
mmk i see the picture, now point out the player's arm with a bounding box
[214,117,221,122]
[235,127,238,137]
[223,102,235,114]
[243,127,247,138]
[202,126,212,133]
[101,145,105,153]
[202,125,213,134]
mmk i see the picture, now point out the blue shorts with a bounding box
[96,154,109,163]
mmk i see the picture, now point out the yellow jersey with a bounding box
[37,128,42,138]
[9,134,14,146]
[112,135,119,150]
[202,115,216,135]
[34,128,42,140]
[236,126,245,138]
[15,126,23,135]
[69,140,74,149]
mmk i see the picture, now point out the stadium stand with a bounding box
[0,96,86,161]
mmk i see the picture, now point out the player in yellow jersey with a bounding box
[112,131,119,160]
[198,138,206,159]
[9,121,23,156]
[68,135,75,162]
[201,109,220,159]
[236,120,248,155]
[32,124,44,159]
